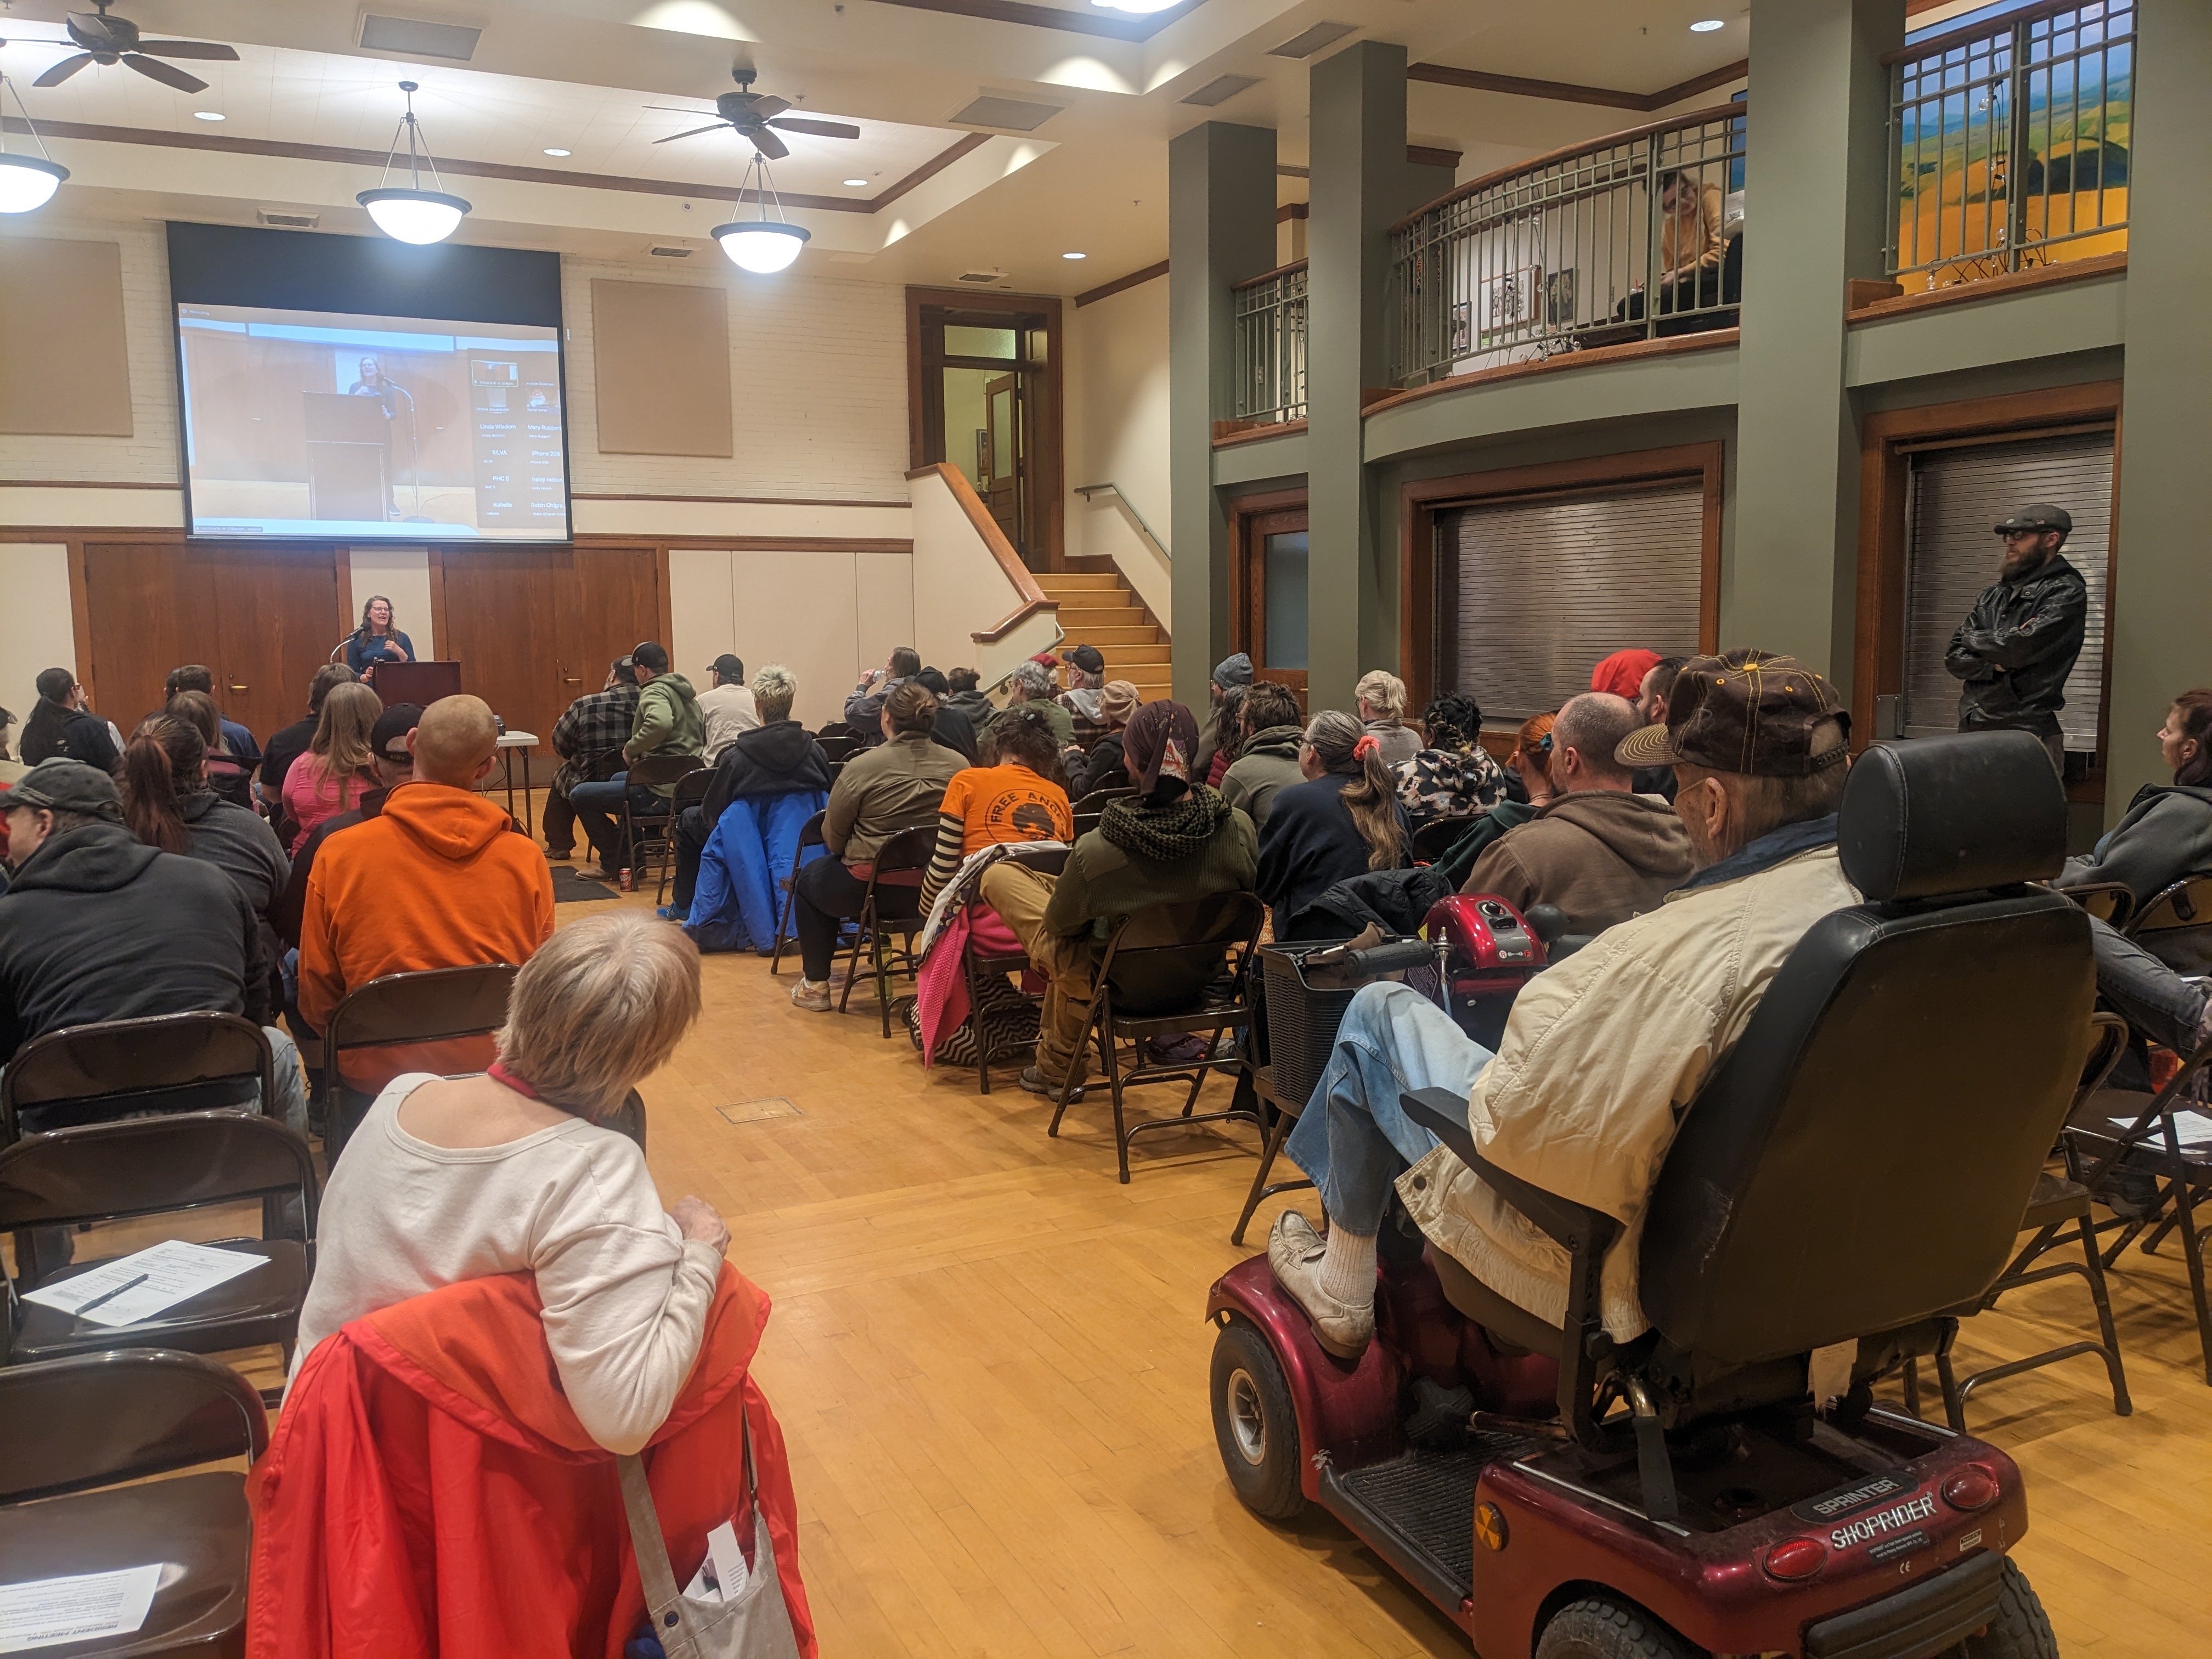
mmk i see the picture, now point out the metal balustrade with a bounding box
[1229,261,1307,424]
[1886,0,2133,289]
[1387,104,1746,390]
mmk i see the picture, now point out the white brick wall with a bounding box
[0,216,181,484]
[561,257,912,503]
[0,225,913,505]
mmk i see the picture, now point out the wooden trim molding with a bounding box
[1213,418,1307,449]
[1398,443,1727,713]
[1852,381,2124,782]
[572,493,911,508]
[1846,252,2128,324]
[1364,328,1738,419]
[1406,59,1746,114]
[1883,0,2092,66]
[905,462,1058,642]
[0,479,180,490]
[0,116,988,217]
[1075,260,1170,309]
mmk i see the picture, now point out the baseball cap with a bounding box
[5,758,122,822]
[371,702,425,764]
[1993,503,2072,537]
[1062,643,1105,676]
[709,653,745,682]
[1614,649,1848,777]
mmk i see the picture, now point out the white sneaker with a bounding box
[790,978,833,1013]
[1267,1210,1375,1360]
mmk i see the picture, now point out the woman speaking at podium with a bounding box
[341,595,415,683]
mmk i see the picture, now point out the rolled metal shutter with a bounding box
[1440,482,1704,725]
[1901,432,2113,751]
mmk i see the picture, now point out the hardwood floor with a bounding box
[74,870,2211,1656]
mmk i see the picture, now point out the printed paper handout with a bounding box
[21,1239,264,1329]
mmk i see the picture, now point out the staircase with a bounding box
[1038,566,1171,703]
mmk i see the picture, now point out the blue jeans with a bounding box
[569,772,657,867]
[1284,983,1494,1233]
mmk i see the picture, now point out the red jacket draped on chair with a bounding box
[246,1265,815,1659]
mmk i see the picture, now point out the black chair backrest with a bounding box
[325,963,518,1056]
[1640,732,2090,1364]
[1,1013,275,1142]
[0,1348,268,1503]
[672,769,714,808]
[1098,890,1267,1017]
[1409,815,1482,865]
[1071,787,1136,819]
[628,752,702,792]
[817,721,858,741]
[795,809,827,850]
[869,823,939,879]
[0,1110,319,1235]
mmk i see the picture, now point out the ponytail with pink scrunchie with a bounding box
[1352,733,1380,761]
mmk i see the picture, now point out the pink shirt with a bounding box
[281,752,370,854]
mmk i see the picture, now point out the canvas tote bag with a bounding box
[616,1423,802,1659]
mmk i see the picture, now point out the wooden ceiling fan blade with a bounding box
[137,40,240,59]
[747,127,789,161]
[32,52,95,87]
[768,117,860,140]
[743,94,790,121]
[121,52,207,91]
[653,122,730,144]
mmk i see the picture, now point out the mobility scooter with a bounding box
[1209,733,2085,1657]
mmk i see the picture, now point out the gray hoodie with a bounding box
[2057,783,2212,906]
[1220,725,1306,831]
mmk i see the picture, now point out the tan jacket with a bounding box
[823,731,963,865]
[1400,845,1859,1341]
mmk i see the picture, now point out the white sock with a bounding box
[1318,1227,1378,1308]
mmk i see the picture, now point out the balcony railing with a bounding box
[1886,0,2132,290]
[1229,261,1307,424]
[1387,104,1745,389]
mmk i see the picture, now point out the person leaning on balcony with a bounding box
[1655,167,1725,307]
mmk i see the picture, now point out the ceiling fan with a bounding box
[647,68,859,160]
[31,2,239,94]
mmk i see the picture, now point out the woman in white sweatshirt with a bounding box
[293,910,726,1454]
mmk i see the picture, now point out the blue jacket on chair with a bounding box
[685,789,828,953]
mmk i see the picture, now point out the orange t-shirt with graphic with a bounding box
[940,764,1072,851]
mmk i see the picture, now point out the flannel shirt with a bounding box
[551,684,641,795]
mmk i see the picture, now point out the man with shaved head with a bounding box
[1459,691,1694,936]
[297,695,554,1067]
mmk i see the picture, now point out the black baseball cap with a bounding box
[371,702,425,764]
[1062,643,1105,675]
[1993,503,2072,537]
[710,653,745,682]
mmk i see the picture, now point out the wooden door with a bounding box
[984,373,1022,552]
[1231,500,1310,696]
[81,541,343,747]
[437,543,663,746]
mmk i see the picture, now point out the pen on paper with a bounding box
[72,1273,150,1317]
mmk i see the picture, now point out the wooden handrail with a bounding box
[905,462,1058,644]
[1882,0,2124,68]
[1387,100,1746,236]
[1230,258,1309,294]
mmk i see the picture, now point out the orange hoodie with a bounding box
[298,782,555,1040]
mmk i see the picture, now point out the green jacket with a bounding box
[986,698,1074,749]
[1041,802,1258,941]
[625,672,705,794]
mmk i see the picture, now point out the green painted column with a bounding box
[1168,121,1277,710]
[2105,0,2212,819]
[1726,0,1903,687]
[1306,40,1409,710]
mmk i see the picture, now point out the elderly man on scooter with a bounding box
[1270,650,1858,1358]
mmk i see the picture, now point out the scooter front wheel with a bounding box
[1953,1559,2059,1659]
[1210,1318,1305,1521]
[1535,1596,1700,1659]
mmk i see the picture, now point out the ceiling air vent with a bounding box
[951,95,1062,133]
[257,208,321,229]
[955,268,1007,285]
[648,245,693,257]
[1181,74,1260,108]
[357,14,483,61]
[1268,21,1358,58]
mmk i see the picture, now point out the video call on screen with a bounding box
[176,302,570,541]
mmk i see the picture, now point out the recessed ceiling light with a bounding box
[1690,18,1725,31]
[543,147,572,157]
[194,111,226,122]
[1091,0,1178,12]
[1062,251,1086,260]
[843,178,868,187]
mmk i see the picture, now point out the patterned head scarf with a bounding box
[1122,699,1199,797]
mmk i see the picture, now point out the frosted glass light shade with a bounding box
[357,187,471,244]
[712,219,809,274]
[1091,0,1178,12]
[0,154,67,214]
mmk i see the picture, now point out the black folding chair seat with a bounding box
[0,1348,267,1657]
[12,1238,310,1367]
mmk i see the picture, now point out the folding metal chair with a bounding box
[2062,879,2135,927]
[1409,814,1484,865]
[961,845,1068,1094]
[1,1012,276,1143]
[1048,890,1266,1183]
[2128,870,2212,974]
[321,963,520,1160]
[659,767,715,905]
[0,1349,268,1657]
[1069,786,1135,842]
[769,809,829,975]
[620,752,705,895]
[838,824,937,1037]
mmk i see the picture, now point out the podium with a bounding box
[302,392,390,521]
[370,661,464,706]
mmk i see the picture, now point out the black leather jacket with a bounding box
[1944,553,2088,730]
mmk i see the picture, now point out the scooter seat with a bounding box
[1427,1246,1566,1359]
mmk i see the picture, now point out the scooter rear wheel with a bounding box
[1210,1318,1304,1521]
[1953,1559,2059,1659]
[1534,1596,1699,1659]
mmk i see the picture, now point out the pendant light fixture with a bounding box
[0,63,69,215]
[357,80,471,244]
[711,148,809,274]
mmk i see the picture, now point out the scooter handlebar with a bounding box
[1342,940,1441,977]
